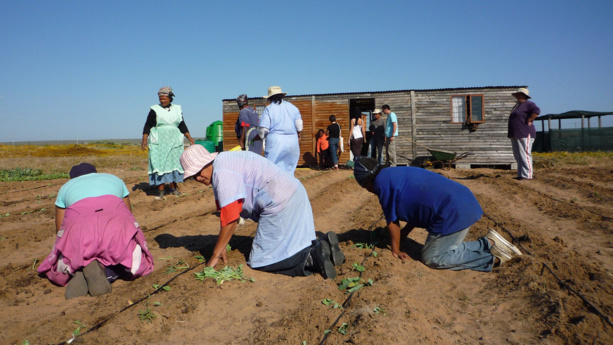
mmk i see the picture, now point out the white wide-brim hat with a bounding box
[263,86,287,98]
[512,87,531,99]
[372,108,382,114]
[180,145,218,181]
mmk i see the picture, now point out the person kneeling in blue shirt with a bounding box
[353,157,522,271]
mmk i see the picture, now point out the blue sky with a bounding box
[2,1,612,142]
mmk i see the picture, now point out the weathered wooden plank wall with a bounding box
[222,86,520,168]
[409,88,516,165]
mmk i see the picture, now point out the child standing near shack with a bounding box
[316,129,330,169]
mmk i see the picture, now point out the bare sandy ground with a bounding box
[1,158,612,345]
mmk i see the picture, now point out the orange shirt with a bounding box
[316,135,329,153]
[216,199,244,226]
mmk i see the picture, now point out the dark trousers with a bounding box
[371,138,384,164]
[350,137,364,159]
[254,243,314,277]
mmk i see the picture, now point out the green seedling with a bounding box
[338,323,349,335]
[371,250,378,258]
[226,244,232,253]
[338,277,374,293]
[0,212,9,218]
[72,320,87,337]
[351,263,365,272]
[321,298,343,309]
[152,284,171,291]
[138,307,156,323]
[354,242,374,249]
[194,255,205,263]
[153,302,162,306]
[323,330,331,335]
[26,259,38,272]
[0,237,7,240]
[165,260,189,273]
[373,307,387,315]
[157,256,175,260]
[194,265,253,285]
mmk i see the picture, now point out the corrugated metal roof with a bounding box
[222,85,526,101]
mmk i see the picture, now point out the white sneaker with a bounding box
[490,245,513,265]
[487,229,523,257]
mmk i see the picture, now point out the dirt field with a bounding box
[1,151,612,345]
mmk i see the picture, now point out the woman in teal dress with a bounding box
[141,86,195,198]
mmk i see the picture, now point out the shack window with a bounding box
[451,95,484,124]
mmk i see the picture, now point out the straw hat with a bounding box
[180,145,218,181]
[263,86,287,98]
[372,108,382,114]
[512,88,531,99]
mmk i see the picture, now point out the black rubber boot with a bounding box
[311,241,336,279]
[323,232,345,266]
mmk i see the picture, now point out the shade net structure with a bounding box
[534,111,613,152]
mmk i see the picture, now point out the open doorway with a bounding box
[349,98,375,158]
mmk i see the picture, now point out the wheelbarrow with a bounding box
[410,141,473,170]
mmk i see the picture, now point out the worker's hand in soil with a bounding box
[392,251,410,262]
[207,251,227,268]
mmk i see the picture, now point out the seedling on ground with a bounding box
[165,259,189,273]
[226,244,232,253]
[194,265,254,285]
[338,323,349,335]
[354,242,374,249]
[321,298,343,309]
[194,255,205,263]
[138,307,156,323]
[72,320,87,337]
[26,259,38,272]
[351,263,365,272]
[338,277,374,293]
[152,284,171,291]
[374,306,387,315]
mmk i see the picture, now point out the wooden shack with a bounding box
[222,86,524,168]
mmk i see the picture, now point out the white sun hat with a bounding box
[263,86,288,99]
[512,88,531,99]
[180,145,218,181]
[372,108,382,114]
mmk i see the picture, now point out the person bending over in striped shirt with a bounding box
[180,145,344,279]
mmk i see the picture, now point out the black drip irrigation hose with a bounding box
[55,261,206,345]
[318,213,385,345]
[484,213,612,328]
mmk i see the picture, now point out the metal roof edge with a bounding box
[222,85,527,101]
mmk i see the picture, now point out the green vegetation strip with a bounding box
[0,168,68,182]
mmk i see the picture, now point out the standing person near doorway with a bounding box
[258,86,303,174]
[382,104,398,166]
[326,115,341,170]
[508,88,540,180]
[236,94,263,155]
[369,109,385,164]
[350,108,365,160]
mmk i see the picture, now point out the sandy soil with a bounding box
[1,158,612,345]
